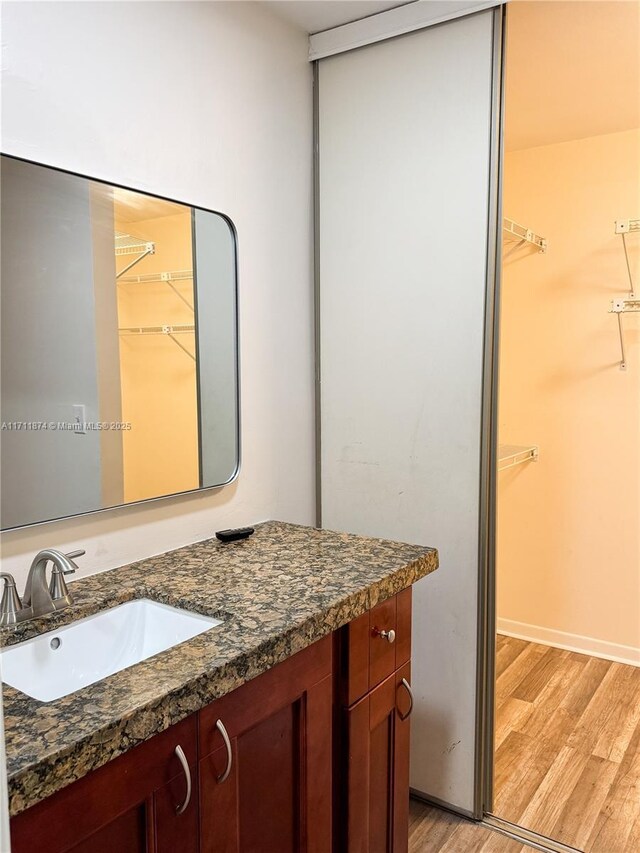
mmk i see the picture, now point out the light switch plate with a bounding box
[72,404,86,434]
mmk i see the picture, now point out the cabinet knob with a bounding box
[373,627,396,644]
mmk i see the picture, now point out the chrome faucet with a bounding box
[0,549,85,628]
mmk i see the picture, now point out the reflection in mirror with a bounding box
[0,156,239,530]
[114,190,197,502]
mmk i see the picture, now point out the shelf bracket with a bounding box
[614,219,639,297]
[165,328,196,362]
[161,273,194,311]
[610,295,640,370]
[116,244,155,279]
[503,239,527,260]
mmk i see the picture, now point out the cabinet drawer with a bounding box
[337,587,412,707]
[369,595,397,689]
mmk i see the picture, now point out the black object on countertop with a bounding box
[215,527,255,543]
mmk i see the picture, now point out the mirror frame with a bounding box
[0,153,241,531]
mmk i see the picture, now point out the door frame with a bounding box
[475,2,506,819]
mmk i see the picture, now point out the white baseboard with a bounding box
[497,618,640,667]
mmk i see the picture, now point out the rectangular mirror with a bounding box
[0,155,240,530]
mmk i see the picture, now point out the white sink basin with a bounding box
[0,599,221,702]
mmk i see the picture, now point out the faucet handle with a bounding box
[0,573,23,628]
[62,550,85,574]
[49,550,84,605]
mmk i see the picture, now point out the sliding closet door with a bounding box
[318,11,497,813]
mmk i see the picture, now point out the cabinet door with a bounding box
[10,715,198,853]
[68,802,151,853]
[155,761,199,853]
[199,636,332,853]
[346,663,412,853]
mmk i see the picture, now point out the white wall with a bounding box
[0,1,315,588]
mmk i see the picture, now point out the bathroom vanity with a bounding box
[2,522,437,852]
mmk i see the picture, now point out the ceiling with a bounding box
[505,1,640,151]
[113,188,187,224]
[265,0,412,34]
[266,1,639,151]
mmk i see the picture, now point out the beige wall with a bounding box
[497,128,640,661]
[115,211,198,502]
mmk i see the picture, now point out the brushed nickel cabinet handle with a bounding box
[174,745,191,815]
[216,719,233,783]
[373,627,396,644]
[398,677,414,721]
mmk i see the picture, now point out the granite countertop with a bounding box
[1,521,438,816]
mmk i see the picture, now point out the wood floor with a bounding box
[409,799,537,852]
[493,635,640,852]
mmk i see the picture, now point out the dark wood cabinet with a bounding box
[199,634,333,853]
[10,591,414,853]
[336,589,413,853]
[10,714,198,853]
[344,663,411,853]
[155,766,200,853]
[67,803,150,853]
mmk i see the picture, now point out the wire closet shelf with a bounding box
[118,269,195,310]
[610,219,639,370]
[118,324,196,361]
[114,231,156,279]
[114,232,195,353]
[503,217,547,256]
[498,445,539,472]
